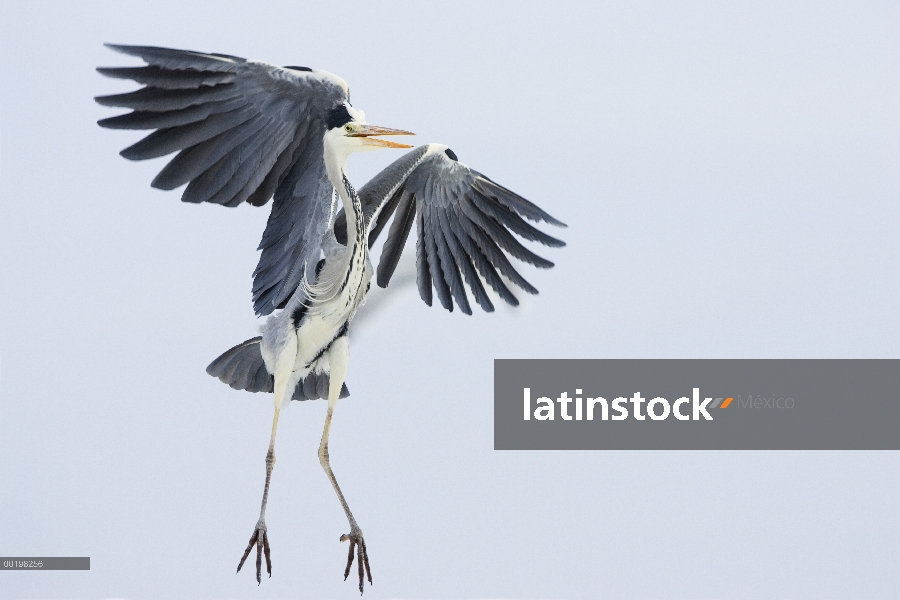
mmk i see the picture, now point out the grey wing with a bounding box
[337,144,566,315]
[96,44,347,315]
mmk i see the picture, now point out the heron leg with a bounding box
[238,341,297,584]
[236,406,280,583]
[318,335,372,594]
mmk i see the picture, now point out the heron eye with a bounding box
[344,124,353,133]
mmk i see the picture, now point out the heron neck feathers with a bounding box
[302,143,369,314]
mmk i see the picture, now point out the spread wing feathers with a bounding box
[206,337,349,401]
[343,145,566,315]
[96,44,349,316]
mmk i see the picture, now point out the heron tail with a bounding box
[206,337,349,400]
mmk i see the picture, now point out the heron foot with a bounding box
[340,526,372,594]
[237,521,271,584]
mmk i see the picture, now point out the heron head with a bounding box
[324,104,413,156]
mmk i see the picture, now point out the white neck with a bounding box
[323,139,361,243]
[302,134,369,315]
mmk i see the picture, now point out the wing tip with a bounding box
[476,176,567,228]
[149,173,180,190]
[103,43,147,58]
[548,217,568,228]
[101,42,240,66]
[119,140,154,161]
[93,94,119,107]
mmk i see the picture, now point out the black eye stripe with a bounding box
[325,105,353,129]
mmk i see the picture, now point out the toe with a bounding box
[343,537,356,580]
[255,530,264,584]
[237,529,259,573]
[263,531,272,578]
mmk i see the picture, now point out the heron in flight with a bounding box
[96,44,565,593]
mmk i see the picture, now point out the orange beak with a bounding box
[349,124,415,149]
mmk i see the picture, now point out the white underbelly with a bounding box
[294,312,343,369]
[293,280,368,372]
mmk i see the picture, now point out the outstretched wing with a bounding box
[96,44,348,315]
[335,144,566,314]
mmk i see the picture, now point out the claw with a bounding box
[342,535,356,580]
[361,538,371,586]
[341,531,372,594]
[237,528,258,574]
[237,524,271,584]
[255,532,263,584]
[263,530,272,578]
[357,542,364,594]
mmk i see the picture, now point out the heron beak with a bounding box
[349,124,415,149]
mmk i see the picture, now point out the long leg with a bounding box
[319,335,372,594]
[237,337,297,584]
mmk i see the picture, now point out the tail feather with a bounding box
[206,337,349,400]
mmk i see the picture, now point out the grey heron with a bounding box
[96,44,565,593]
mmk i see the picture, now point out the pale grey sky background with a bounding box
[1,1,898,598]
